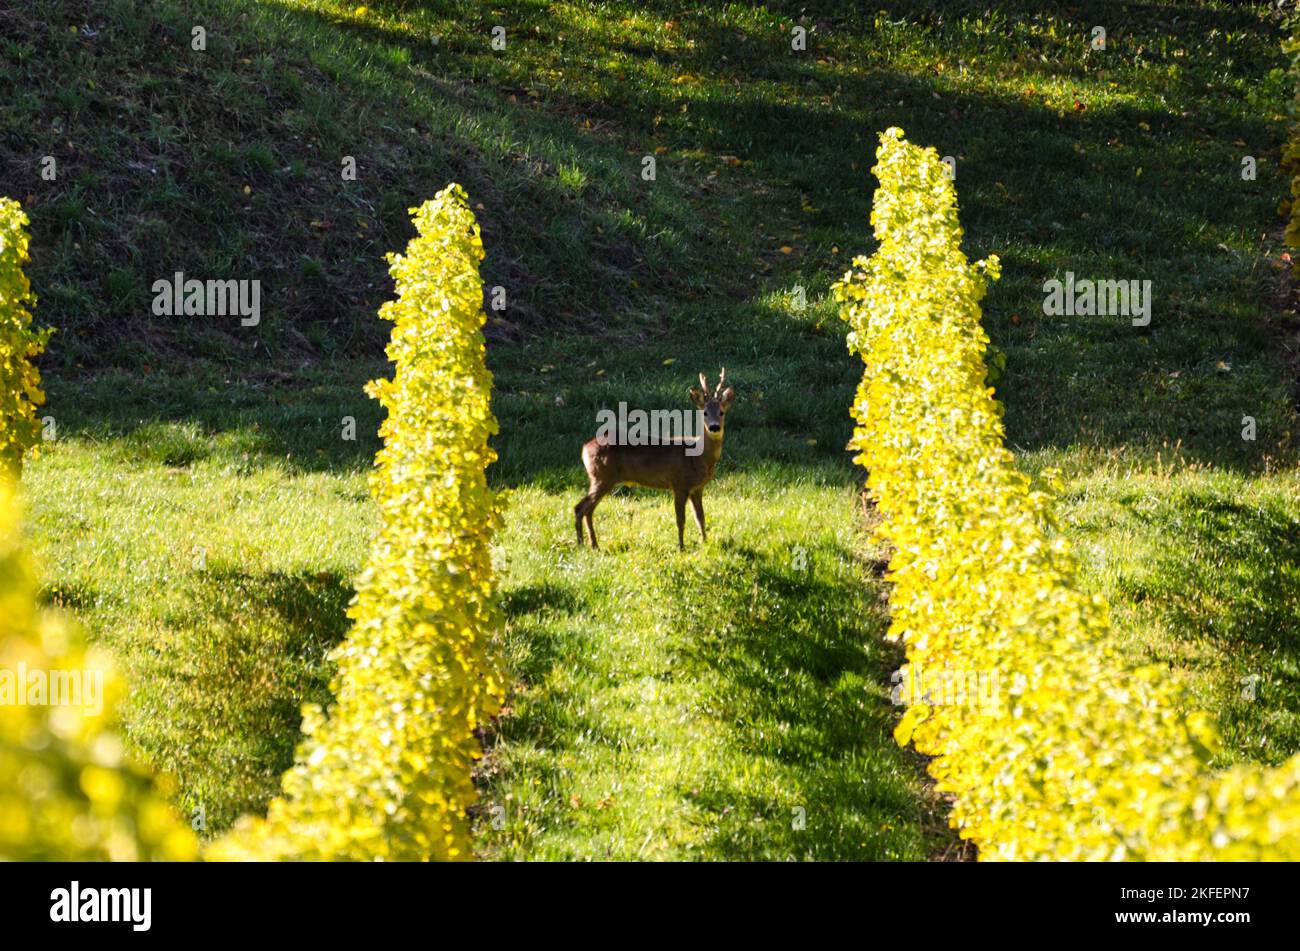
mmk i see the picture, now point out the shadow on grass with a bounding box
[499,580,589,687]
[1113,491,1300,765]
[119,566,354,834]
[659,539,951,860]
[12,0,1290,476]
[40,362,385,476]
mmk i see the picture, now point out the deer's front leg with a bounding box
[673,489,687,550]
[690,490,705,543]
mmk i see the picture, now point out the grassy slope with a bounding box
[5,0,1299,853]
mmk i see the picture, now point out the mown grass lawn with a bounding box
[7,0,1300,857]
[475,477,937,860]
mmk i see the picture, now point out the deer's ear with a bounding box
[689,387,706,408]
[719,386,735,409]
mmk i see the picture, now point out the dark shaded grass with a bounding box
[1068,483,1300,767]
[76,567,349,832]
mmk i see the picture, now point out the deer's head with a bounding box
[690,369,735,440]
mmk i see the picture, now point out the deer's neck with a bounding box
[701,433,724,472]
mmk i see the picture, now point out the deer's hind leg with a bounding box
[576,483,612,549]
[574,495,587,546]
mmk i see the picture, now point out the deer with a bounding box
[575,369,735,550]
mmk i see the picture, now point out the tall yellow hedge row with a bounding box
[834,128,1300,860]
[0,198,51,478]
[1284,21,1300,258]
[209,184,505,861]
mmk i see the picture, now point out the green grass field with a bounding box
[5,0,1299,858]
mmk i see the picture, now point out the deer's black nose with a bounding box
[708,423,721,433]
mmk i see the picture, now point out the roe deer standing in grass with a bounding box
[575,369,735,550]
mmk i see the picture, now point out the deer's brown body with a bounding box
[575,370,735,550]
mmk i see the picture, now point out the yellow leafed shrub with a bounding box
[834,127,1300,860]
[0,198,52,478]
[209,184,505,861]
[1284,24,1300,256]
[0,477,197,860]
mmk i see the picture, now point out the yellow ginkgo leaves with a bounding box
[0,199,52,478]
[209,185,505,861]
[1284,24,1300,271]
[835,128,1300,860]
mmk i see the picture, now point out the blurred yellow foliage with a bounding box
[0,478,197,860]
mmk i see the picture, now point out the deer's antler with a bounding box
[714,367,726,398]
[699,372,709,393]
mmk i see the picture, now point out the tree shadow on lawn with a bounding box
[499,580,588,687]
[629,0,1271,34]
[40,361,385,476]
[475,528,956,859]
[117,565,354,836]
[656,539,955,860]
[25,0,1290,477]
[1108,492,1300,766]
